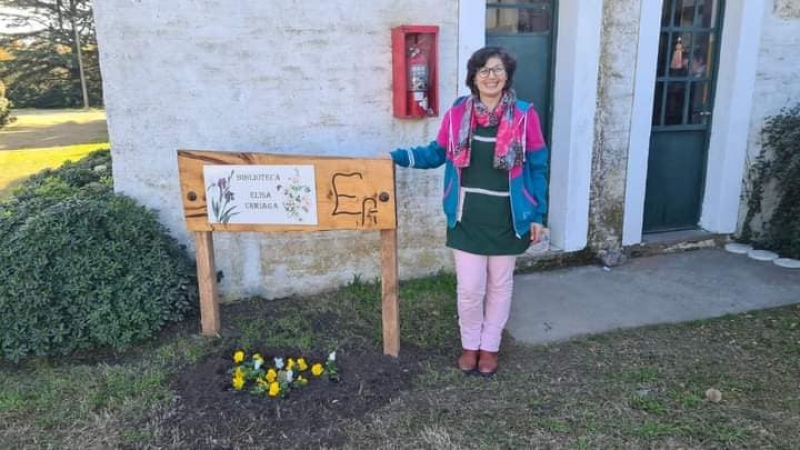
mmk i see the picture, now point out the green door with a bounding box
[486,0,555,139]
[644,0,724,233]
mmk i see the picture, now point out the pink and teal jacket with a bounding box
[390,96,549,238]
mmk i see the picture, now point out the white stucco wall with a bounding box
[737,1,800,233]
[94,1,459,300]
[589,0,641,254]
[92,0,796,299]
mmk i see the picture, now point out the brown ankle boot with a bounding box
[478,350,499,377]
[457,349,479,374]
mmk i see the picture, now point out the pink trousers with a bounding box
[453,249,517,352]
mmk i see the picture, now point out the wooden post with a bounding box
[380,228,399,356]
[195,231,220,335]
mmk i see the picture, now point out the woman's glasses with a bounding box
[476,66,506,78]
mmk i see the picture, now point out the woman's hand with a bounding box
[530,222,543,243]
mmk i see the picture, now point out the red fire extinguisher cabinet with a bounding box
[391,25,439,119]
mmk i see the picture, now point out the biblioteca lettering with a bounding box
[236,173,281,182]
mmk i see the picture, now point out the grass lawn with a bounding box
[0,109,108,150]
[0,143,110,195]
[0,109,110,196]
[1,274,798,449]
[3,108,107,127]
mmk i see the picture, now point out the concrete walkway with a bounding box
[507,248,800,345]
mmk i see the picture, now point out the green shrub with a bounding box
[0,152,198,362]
[742,104,800,259]
[1,150,112,232]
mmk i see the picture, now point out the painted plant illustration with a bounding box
[277,168,313,221]
[207,170,239,224]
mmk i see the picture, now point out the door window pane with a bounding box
[652,81,665,126]
[661,1,674,26]
[665,81,689,125]
[668,33,692,76]
[673,0,702,27]
[653,1,721,128]
[699,0,721,28]
[689,81,711,124]
[486,0,551,33]
[663,0,720,29]
[688,32,714,79]
[657,32,670,77]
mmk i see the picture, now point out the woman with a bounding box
[387,47,549,377]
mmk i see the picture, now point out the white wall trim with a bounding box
[548,1,602,251]
[700,1,766,232]
[623,0,766,242]
[622,0,664,245]
[457,1,485,98]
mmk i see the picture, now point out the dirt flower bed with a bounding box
[165,344,423,448]
[156,292,438,449]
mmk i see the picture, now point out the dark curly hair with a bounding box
[465,46,517,96]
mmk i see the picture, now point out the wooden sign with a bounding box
[178,150,396,232]
[177,150,400,356]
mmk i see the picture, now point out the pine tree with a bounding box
[0,0,101,108]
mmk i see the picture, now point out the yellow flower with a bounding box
[268,381,281,397]
[234,366,244,379]
[266,368,277,383]
[286,358,296,371]
[311,363,324,377]
[232,374,245,390]
[297,375,308,386]
[256,376,268,387]
[233,350,245,364]
[297,358,309,371]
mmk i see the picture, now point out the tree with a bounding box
[0,0,102,109]
[0,80,11,128]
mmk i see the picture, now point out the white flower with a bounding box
[274,357,284,369]
[254,359,263,371]
[328,351,336,362]
[285,370,294,383]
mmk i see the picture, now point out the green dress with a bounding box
[446,125,531,255]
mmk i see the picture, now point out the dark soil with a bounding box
[166,346,423,449]
[150,300,442,450]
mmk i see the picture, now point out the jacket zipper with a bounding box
[509,112,527,238]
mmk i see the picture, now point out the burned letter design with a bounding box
[331,172,379,227]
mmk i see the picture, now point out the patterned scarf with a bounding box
[450,89,524,171]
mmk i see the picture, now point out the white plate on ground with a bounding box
[725,243,752,254]
[773,258,800,269]
[748,249,779,261]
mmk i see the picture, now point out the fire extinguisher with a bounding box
[407,45,433,116]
